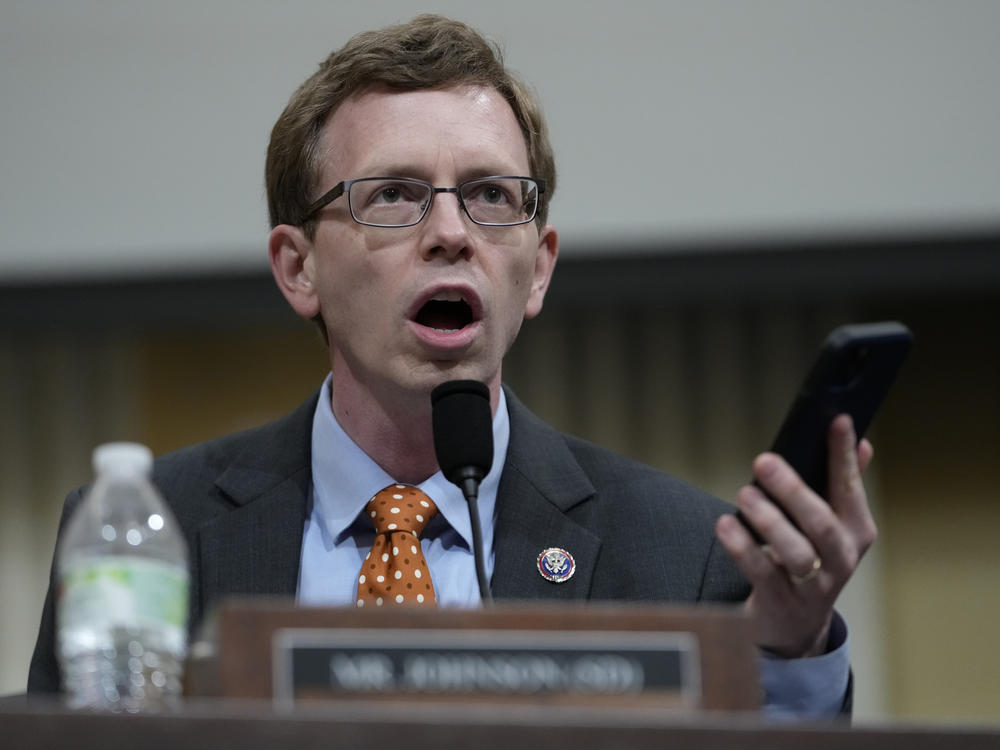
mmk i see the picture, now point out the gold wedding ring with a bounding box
[790,556,822,585]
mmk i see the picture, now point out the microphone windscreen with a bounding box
[431,380,494,483]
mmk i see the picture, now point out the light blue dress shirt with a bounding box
[298,375,506,608]
[298,374,850,718]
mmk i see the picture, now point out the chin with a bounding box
[424,363,496,390]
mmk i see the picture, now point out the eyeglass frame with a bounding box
[299,175,547,228]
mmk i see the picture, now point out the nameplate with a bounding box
[272,627,700,709]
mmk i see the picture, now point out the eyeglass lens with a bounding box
[349,177,538,227]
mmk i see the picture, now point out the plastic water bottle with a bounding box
[56,442,189,712]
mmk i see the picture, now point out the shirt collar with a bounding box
[310,374,508,550]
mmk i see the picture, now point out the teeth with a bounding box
[431,290,465,303]
[432,328,460,333]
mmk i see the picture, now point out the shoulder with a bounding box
[556,432,739,570]
[567,432,732,514]
[155,391,317,472]
[148,391,318,517]
[504,386,733,519]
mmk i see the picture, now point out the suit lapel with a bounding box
[196,393,318,621]
[492,389,602,601]
[193,388,604,614]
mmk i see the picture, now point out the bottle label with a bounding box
[59,556,189,649]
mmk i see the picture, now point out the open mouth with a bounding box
[414,292,474,333]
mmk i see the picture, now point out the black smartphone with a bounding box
[736,321,913,542]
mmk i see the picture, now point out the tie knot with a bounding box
[366,484,437,537]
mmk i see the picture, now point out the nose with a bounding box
[419,191,472,261]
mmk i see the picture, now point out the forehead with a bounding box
[318,85,530,181]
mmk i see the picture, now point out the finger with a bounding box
[752,449,855,582]
[827,415,865,514]
[715,513,788,588]
[735,483,820,577]
[752,451,836,540]
[858,438,874,473]
[827,414,877,554]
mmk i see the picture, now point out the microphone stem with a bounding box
[460,475,493,604]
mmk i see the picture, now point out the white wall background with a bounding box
[2,0,999,282]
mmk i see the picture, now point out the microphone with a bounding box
[431,380,494,603]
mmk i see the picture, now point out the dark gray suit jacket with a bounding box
[27,387,749,693]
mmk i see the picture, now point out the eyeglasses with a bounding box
[301,175,545,228]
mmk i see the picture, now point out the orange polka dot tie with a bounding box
[357,484,438,607]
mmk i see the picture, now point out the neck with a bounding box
[327,367,501,486]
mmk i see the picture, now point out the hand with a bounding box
[715,414,877,658]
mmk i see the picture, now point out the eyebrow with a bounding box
[349,164,528,183]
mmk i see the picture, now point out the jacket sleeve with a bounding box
[26,486,87,694]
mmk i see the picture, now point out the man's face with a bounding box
[293,85,557,409]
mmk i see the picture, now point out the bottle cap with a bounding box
[93,442,153,478]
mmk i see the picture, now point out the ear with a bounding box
[524,224,559,319]
[269,224,321,320]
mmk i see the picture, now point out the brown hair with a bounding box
[265,14,556,240]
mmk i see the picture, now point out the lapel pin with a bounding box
[537,547,576,583]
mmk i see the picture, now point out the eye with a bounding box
[480,184,508,205]
[369,182,424,205]
[466,181,513,206]
[376,186,402,203]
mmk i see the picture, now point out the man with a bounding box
[29,15,875,717]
